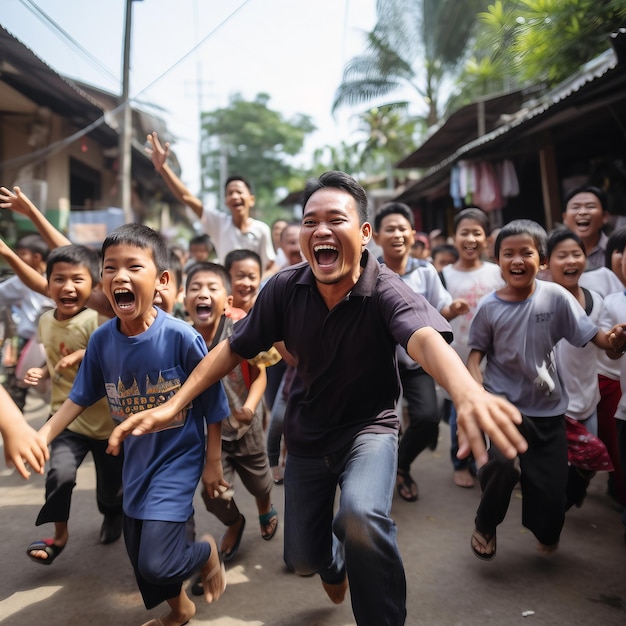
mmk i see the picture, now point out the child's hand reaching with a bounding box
[202,457,230,499]
[0,186,36,217]
[3,421,49,479]
[24,367,47,387]
[231,406,254,425]
[55,345,85,372]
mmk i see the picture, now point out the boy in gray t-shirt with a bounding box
[467,219,626,561]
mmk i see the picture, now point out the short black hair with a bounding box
[185,261,231,293]
[495,219,548,260]
[102,224,169,273]
[453,207,490,236]
[373,202,415,232]
[225,175,253,193]
[547,228,586,259]
[224,249,262,274]
[46,244,100,284]
[302,171,369,225]
[563,185,607,212]
[606,226,626,266]
[189,233,212,249]
[431,243,459,262]
[16,234,50,261]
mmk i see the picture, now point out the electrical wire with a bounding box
[17,0,118,84]
[1,0,255,170]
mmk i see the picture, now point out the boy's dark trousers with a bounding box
[475,414,568,547]
[36,428,123,525]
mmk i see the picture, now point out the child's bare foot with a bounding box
[537,541,559,555]
[140,591,195,626]
[200,534,227,603]
[453,468,475,488]
[322,577,348,604]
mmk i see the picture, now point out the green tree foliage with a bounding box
[464,0,626,89]
[332,0,489,127]
[200,93,316,219]
[311,106,422,186]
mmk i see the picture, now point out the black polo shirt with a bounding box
[230,249,452,457]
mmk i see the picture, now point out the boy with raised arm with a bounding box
[6,225,230,626]
[146,131,276,275]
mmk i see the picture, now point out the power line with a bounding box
[17,0,119,85]
[1,0,255,170]
[131,0,253,100]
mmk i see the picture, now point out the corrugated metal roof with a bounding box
[396,43,626,203]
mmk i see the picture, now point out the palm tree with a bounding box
[333,0,489,127]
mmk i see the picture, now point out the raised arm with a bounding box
[145,131,203,218]
[406,326,526,465]
[0,186,71,249]
[0,237,47,295]
[107,338,243,453]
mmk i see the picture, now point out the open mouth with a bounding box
[314,244,339,267]
[563,268,579,276]
[195,303,212,320]
[114,288,135,309]
[59,297,78,306]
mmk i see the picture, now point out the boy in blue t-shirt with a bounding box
[11,225,230,625]
[467,219,626,561]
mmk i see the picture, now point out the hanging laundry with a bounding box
[474,162,502,212]
[450,165,462,209]
[458,160,479,205]
[498,159,520,198]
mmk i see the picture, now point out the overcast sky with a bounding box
[3,0,380,197]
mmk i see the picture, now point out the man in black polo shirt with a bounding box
[107,171,527,626]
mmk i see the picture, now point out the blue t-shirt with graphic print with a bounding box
[69,307,229,522]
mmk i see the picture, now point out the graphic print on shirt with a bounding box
[534,350,557,395]
[105,366,190,428]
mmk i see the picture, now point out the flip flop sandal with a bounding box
[221,514,246,563]
[259,505,278,541]
[471,528,496,561]
[396,469,418,502]
[26,538,65,565]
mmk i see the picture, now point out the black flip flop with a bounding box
[396,469,418,502]
[471,528,496,561]
[222,514,246,562]
[26,539,65,565]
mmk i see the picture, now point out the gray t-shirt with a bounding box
[469,280,597,417]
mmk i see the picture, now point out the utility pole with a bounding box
[120,0,135,223]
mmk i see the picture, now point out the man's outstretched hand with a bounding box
[106,404,179,455]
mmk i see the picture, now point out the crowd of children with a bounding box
[1,175,626,626]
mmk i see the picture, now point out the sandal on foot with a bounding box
[471,528,496,561]
[26,539,65,565]
[220,514,246,563]
[396,469,418,502]
[190,574,204,597]
[259,505,278,541]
